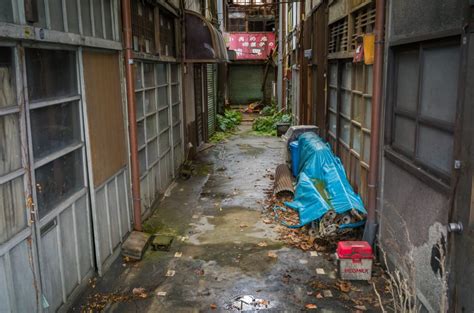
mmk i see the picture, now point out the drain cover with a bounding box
[228,295,272,311]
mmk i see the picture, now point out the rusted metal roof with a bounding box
[185,11,229,63]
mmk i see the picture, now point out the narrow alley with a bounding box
[1,0,473,312]
[72,123,381,312]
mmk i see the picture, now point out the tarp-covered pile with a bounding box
[282,133,366,236]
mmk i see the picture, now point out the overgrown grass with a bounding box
[252,105,292,136]
[209,131,234,143]
[210,110,242,143]
[216,110,242,132]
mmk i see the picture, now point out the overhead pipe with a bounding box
[121,0,142,231]
[364,0,385,244]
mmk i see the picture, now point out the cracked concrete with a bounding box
[71,126,382,312]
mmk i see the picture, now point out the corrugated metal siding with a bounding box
[229,64,264,105]
[207,64,217,137]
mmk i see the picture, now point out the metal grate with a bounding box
[328,18,349,54]
[207,64,217,137]
[351,4,376,50]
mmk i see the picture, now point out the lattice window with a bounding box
[351,4,376,50]
[328,18,349,54]
[131,1,155,53]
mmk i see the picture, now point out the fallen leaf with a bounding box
[263,218,273,224]
[305,303,318,309]
[132,287,147,298]
[210,303,217,310]
[354,305,367,311]
[195,269,205,276]
[315,293,323,299]
[257,241,268,247]
[268,251,278,259]
[240,224,248,228]
[336,280,352,293]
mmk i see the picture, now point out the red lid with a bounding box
[337,241,373,259]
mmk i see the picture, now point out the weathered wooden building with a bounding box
[378,0,472,311]
[183,3,227,150]
[130,0,185,214]
[222,0,276,107]
[278,0,474,311]
[0,1,131,311]
[0,0,228,311]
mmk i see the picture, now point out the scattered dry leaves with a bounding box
[132,287,147,298]
[210,303,217,310]
[305,303,318,309]
[267,251,278,259]
[336,280,352,293]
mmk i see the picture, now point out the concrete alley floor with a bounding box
[72,125,383,313]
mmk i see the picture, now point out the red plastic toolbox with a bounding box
[337,241,373,259]
[337,241,373,280]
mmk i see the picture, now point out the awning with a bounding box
[185,10,228,63]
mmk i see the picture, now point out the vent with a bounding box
[351,4,376,50]
[328,18,349,54]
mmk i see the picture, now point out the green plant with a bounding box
[252,109,292,136]
[209,131,233,143]
[260,105,276,116]
[216,110,242,132]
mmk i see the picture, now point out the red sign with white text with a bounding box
[225,32,276,60]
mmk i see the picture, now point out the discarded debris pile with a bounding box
[273,132,367,242]
[241,101,264,113]
[82,287,149,311]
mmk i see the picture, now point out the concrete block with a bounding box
[151,235,174,251]
[121,231,151,260]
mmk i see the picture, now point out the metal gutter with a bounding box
[121,0,142,231]
[364,0,385,245]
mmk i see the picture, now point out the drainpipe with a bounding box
[364,0,385,245]
[277,0,284,109]
[122,0,142,231]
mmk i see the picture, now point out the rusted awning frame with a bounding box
[184,10,229,63]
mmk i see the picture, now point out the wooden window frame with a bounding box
[387,39,460,185]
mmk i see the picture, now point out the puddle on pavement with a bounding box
[236,143,265,155]
[227,295,273,311]
[187,207,279,245]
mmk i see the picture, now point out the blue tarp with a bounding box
[283,132,366,227]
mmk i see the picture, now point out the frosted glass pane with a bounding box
[341,91,351,116]
[396,50,418,113]
[340,118,350,144]
[420,45,459,123]
[0,114,21,176]
[393,116,415,153]
[329,88,337,111]
[329,63,338,86]
[352,126,361,153]
[417,126,453,174]
[341,62,352,89]
[329,112,337,136]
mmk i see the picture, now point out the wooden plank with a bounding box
[82,51,127,187]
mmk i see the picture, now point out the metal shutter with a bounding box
[207,64,217,137]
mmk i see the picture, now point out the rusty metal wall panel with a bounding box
[83,51,127,187]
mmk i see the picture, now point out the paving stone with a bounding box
[121,231,151,260]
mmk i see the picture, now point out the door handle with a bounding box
[447,222,463,234]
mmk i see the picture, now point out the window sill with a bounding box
[384,147,451,195]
